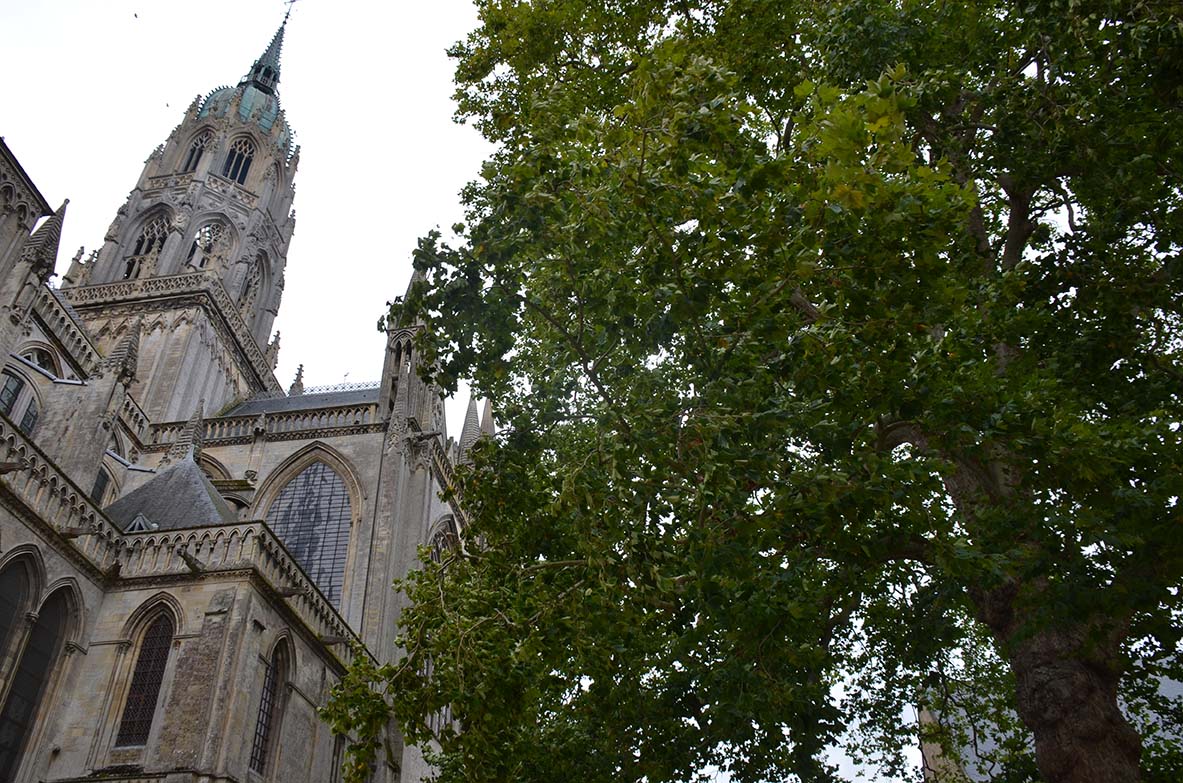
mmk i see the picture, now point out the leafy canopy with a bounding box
[326,1,1183,782]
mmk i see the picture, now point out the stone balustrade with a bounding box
[119,521,362,662]
[119,394,150,443]
[148,403,382,448]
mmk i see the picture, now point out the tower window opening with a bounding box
[91,469,112,505]
[222,138,255,185]
[186,222,229,269]
[181,130,213,174]
[115,613,174,747]
[124,215,170,279]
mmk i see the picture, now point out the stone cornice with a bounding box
[62,271,282,395]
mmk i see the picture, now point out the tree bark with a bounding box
[981,590,1143,783]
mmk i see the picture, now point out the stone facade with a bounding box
[0,20,484,783]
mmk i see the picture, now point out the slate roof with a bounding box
[104,455,237,532]
[226,387,380,416]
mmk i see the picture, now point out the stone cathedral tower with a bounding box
[0,17,491,783]
[61,23,297,421]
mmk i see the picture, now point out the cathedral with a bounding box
[0,17,482,783]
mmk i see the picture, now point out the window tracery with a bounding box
[221,137,255,185]
[186,222,230,269]
[115,613,174,746]
[181,130,213,173]
[123,215,169,280]
[265,462,352,606]
[20,348,56,376]
[249,641,289,774]
[0,370,40,435]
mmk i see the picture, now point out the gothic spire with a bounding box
[160,401,205,468]
[103,318,141,385]
[458,396,481,462]
[242,18,286,95]
[20,199,68,274]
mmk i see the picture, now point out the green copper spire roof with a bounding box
[241,18,286,95]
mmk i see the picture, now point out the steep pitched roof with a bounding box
[104,456,237,532]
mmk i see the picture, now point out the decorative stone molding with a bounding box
[62,271,283,394]
[146,403,383,450]
[0,414,363,670]
[32,286,102,376]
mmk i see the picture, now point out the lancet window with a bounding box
[249,641,290,774]
[222,137,255,185]
[265,462,352,606]
[181,130,213,173]
[123,215,170,279]
[0,587,69,780]
[115,613,174,746]
[186,222,230,269]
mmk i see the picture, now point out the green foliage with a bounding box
[333,1,1183,781]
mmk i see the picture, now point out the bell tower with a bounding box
[61,20,298,421]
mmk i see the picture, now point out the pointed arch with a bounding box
[254,443,362,607]
[252,442,363,518]
[221,135,256,185]
[119,591,185,639]
[122,207,173,280]
[198,453,231,482]
[38,578,84,647]
[179,127,215,174]
[250,633,293,775]
[0,585,71,779]
[113,596,180,748]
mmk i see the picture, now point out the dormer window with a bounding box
[186,222,229,269]
[181,130,213,173]
[222,137,255,185]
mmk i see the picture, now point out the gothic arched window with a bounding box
[0,370,40,435]
[0,563,31,669]
[0,588,68,780]
[266,462,352,606]
[124,215,170,279]
[20,348,57,376]
[181,130,213,173]
[249,640,290,774]
[115,613,174,747]
[222,137,255,185]
[186,222,229,269]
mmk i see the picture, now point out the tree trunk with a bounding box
[992,610,1142,783]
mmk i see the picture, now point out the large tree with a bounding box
[325,2,1183,782]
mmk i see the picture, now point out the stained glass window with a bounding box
[115,614,174,746]
[249,642,289,773]
[266,462,352,606]
[0,589,67,780]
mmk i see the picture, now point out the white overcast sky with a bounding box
[0,0,491,426]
